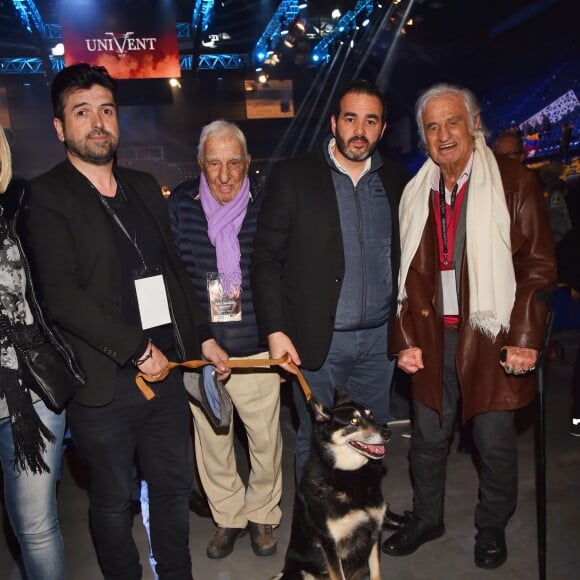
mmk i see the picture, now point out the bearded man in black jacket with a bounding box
[27,63,229,580]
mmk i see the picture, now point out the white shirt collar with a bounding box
[430,151,474,203]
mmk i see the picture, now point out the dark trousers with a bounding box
[68,367,193,580]
[410,329,517,530]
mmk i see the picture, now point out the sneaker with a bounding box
[571,418,580,437]
[248,521,277,556]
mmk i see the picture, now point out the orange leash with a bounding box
[135,356,311,402]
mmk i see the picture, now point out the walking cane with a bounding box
[535,307,554,580]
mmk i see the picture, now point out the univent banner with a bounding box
[60,0,180,79]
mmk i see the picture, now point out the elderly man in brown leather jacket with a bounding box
[382,84,556,570]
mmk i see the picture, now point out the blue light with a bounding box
[312,54,319,62]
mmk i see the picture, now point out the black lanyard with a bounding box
[438,173,459,266]
[95,181,148,271]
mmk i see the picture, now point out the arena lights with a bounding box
[253,0,304,63]
[310,0,373,64]
[12,0,45,35]
[192,0,215,32]
[51,43,65,56]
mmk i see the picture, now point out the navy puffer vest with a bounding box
[168,178,263,356]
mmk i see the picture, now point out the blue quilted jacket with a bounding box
[168,178,263,356]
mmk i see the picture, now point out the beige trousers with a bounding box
[190,351,283,528]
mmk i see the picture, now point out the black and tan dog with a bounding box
[275,386,388,580]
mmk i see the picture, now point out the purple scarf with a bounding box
[200,174,250,294]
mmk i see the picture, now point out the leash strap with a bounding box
[135,356,311,402]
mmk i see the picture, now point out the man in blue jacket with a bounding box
[251,79,409,528]
[169,120,282,560]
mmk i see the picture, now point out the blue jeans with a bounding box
[68,367,193,580]
[294,322,395,481]
[0,399,66,580]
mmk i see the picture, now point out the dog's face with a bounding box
[311,386,387,471]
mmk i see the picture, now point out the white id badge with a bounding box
[134,274,172,329]
[207,272,242,323]
[441,269,459,316]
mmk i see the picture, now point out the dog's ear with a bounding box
[333,385,352,407]
[308,397,333,423]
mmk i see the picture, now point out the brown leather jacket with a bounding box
[391,155,557,421]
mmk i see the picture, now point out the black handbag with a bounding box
[0,315,84,412]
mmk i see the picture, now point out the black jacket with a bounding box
[250,149,410,370]
[1,178,84,388]
[168,178,263,357]
[27,161,209,406]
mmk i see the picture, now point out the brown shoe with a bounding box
[206,526,247,559]
[248,522,277,556]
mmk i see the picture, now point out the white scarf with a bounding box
[398,132,515,339]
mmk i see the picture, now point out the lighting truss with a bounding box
[11,0,45,34]
[310,0,374,63]
[0,57,60,74]
[181,54,250,70]
[0,54,250,74]
[192,0,215,32]
[253,0,302,63]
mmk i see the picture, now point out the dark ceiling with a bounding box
[1,1,576,76]
[0,0,577,177]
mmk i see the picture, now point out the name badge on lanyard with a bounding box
[134,267,172,329]
[207,272,242,322]
[439,173,459,316]
[441,268,459,316]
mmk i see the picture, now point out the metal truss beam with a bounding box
[11,0,45,34]
[192,0,215,32]
[253,0,302,61]
[311,0,374,63]
[0,54,250,75]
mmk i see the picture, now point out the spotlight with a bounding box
[51,43,65,56]
[283,34,296,48]
[362,18,370,27]
[294,18,306,33]
[264,52,280,65]
[258,73,268,84]
[331,9,341,19]
[169,78,181,88]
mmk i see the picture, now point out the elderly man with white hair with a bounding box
[382,84,556,569]
[169,120,282,561]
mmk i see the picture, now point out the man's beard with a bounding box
[334,131,377,162]
[64,129,118,166]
